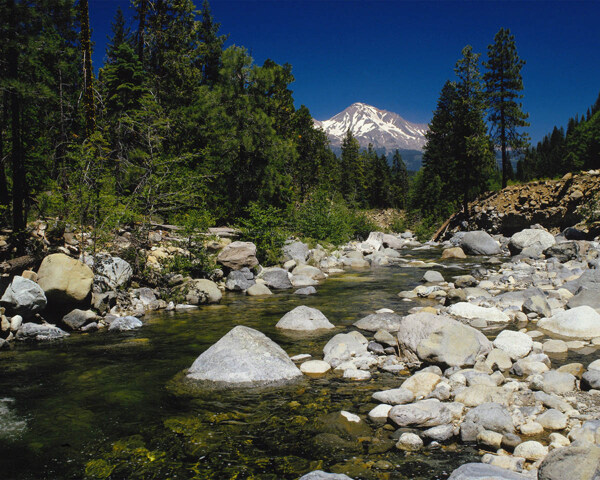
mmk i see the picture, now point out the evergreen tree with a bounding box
[78,0,95,138]
[454,45,495,214]
[484,28,529,188]
[198,0,226,87]
[340,129,362,205]
[390,150,409,208]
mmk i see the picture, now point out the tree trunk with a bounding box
[0,92,10,209]
[79,0,95,138]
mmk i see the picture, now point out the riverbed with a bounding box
[1,249,493,479]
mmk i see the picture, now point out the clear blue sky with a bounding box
[90,0,600,143]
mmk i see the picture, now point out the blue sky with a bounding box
[90,0,600,143]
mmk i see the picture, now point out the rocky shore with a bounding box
[2,221,600,479]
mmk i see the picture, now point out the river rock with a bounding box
[460,231,501,256]
[16,322,69,341]
[323,331,369,368]
[382,233,403,249]
[187,325,302,385]
[108,316,143,331]
[282,241,309,263]
[300,360,331,376]
[485,348,513,371]
[299,471,353,480]
[538,306,600,339]
[259,267,292,289]
[543,339,568,354]
[448,463,531,480]
[395,312,455,362]
[416,322,492,367]
[423,424,456,442]
[396,432,423,451]
[354,312,402,332]
[541,370,577,394]
[422,270,445,283]
[493,330,533,360]
[447,302,510,323]
[401,371,441,398]
[544,241,580,263]
[454,385,513,407]
[388,399,452,428]
[523,294,552,318]
[294,286,317,295]
[509,228,556,255]
[0,276,47,319]
[463,402,514,434]
[567,287,600,311]
[37,253,94,306]
[582,370,600,390]
[276,306,334,331]
[536,409,567,430]
[92,254,133,289]
[442,247,467,259]
[292,264,325,280]
[538,443,600,480]
[185,279,222,304]
[217,241,258,270]
[372,387,415,405]
[246,283,272,296]
[225,270,255,291]
[61,309,98,330]
[569,420,600,444]
[513,440,548,461]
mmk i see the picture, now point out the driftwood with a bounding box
[0,255,40,275]
[432,214,457,242]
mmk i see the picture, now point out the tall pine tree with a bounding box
[484,28,529,188]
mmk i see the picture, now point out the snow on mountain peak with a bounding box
[315,103,428,152]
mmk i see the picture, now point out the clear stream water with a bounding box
[0,249,505,479]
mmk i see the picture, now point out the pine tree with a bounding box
[484,28,530,188]
[454,45,495,214]
[340,129,362,205]
[390,150,408,209]
[78,0,95,138]
[198,0,226,87]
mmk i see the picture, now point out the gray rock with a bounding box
[294,286,317,295]
[538,443,600,480]
[569,419,600,444]
[509,228,555,255]
[460,231,501,256]
[493,330,533,360]
[544,242,580,262]
[298,471,353,480]
[563,268,600,294]
[292,264,325,280]
[396,312,456,362]
[246,283,272,296]
[422,270,444,283]
[108,316,143,332]
[582,370,600,390]
[61,309,98,330]
[225,270,255,291]
[0,276,47,319]
[282,241,309,263]
[523,294,552,318]
[388,399,452,428]
[184,279,222,304]
[423,424,456,442]
[354,312,402,332]
[323,331,369,368]
[276,306,334,331]
[568,287,600,311]
[260,267,292,289]
[16,322,69,341]
[542,370,577,394]
[416,322,493,367]
[372,387,415,405]
[448,463,531,480]
[187,325,302,385]
[92,291,116,313]
[93,254,133,290]
[454,275,477,288]
[382,233,403,249]
[463,402,514,434]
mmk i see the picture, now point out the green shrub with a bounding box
[237,202,289,266]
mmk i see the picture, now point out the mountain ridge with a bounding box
[314,102,429,153]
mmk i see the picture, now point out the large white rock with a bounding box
[447,302,510,323]
[395,312,457,362]
[388,399,452,428]
[538,306,600,340]
[37,253,93,305]
[323,331,369,367]
[509,228,555,255]
[493,330,533,360]
[187,326,302,385]
[93,254,133,289]
[276,306,334,331]
[0,276,47,319]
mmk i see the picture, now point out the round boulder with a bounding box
[460,231,501,256]
[538,306,600,340]
[493,330,533,360]
[37,253,93,306]
[217,241,259,270]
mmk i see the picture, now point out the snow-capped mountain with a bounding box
[314,102,429,152]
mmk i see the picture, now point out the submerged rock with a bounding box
[186,325,302,385]
[299,471,353,480]
[448,463,531,479]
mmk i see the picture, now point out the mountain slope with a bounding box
[314,102,429,152]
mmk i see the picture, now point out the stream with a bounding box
[1,249,494,479]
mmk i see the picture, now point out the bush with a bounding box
[237,202,289,266]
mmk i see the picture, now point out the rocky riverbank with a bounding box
[3,221,600,479]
